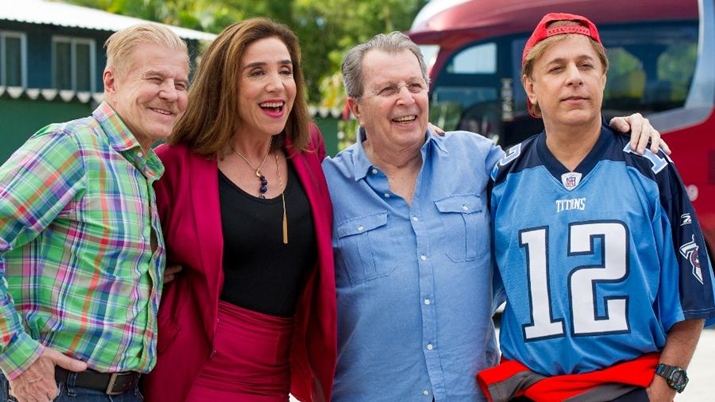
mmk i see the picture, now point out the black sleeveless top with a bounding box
[218,159,317,317]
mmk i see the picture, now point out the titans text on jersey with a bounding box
[556,198,586,213]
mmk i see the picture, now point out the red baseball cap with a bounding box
[522,13,603,117]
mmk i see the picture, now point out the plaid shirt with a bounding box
[0,102,165,379]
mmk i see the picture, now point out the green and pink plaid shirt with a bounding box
[0,102,165,379]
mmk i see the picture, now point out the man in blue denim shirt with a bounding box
[321,31,665,402]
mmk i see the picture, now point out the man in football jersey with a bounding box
[481,12,715,402]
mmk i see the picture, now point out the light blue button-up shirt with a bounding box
[322,128,504,402]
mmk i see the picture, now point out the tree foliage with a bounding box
[64,0,427,105]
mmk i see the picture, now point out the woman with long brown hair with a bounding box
[142,18,336,402]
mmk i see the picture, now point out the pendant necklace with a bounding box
[275,152,288,244]
[230,136,273,199]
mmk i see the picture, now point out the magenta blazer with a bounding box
[142,127,336,402]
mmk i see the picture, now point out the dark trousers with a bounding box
[0,374,144,402]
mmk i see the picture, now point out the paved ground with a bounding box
[289,327,714,401]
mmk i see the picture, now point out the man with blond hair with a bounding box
[0,23,189,401]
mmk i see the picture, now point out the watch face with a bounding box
[658,364,689,392]
[669,368,689,391]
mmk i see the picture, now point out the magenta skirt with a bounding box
[185,301,294,401]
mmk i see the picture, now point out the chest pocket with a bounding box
[435,194,484,263]
[335,211,397,286]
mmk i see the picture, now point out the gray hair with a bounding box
[105,23,189,75]
[342,31,430,99]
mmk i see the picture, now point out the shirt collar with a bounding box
[351,126,446,180]
[92,101,165,180]
[93,101,142,152]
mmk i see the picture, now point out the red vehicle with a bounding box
[409,0,715,251]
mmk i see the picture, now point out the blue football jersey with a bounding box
[490,123,715,376]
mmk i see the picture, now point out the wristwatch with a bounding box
[655,363,689,393]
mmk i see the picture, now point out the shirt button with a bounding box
[384,193,390,198]
[137,151,144,158]
[423,390,430,396]
[357,225,364,231]
[426,343,434,350]
[420,255,427,261]
[424,298,431,305]
[462,204,469,211]
[372,168,378,174]
[412,216,419,222]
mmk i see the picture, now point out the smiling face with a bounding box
[236,36,296,139]
[348,49,429,153]
[103,42,189,151]
[523,34,607,129]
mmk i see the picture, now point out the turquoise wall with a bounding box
[313,116,340,157]
[0,97,94,163]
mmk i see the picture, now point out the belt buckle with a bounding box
[105,372,131,396]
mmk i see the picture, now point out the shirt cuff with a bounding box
[0,332,44,380]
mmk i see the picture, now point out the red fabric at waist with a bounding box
[477,353,660,402]
[186,301,295,401]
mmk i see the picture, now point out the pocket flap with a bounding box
[336,212,389,238]
[435,194,483,214]
[156,319,180,354]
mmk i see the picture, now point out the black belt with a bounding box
[54,367,141,395]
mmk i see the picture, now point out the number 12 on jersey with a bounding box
[520,221,630,340]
